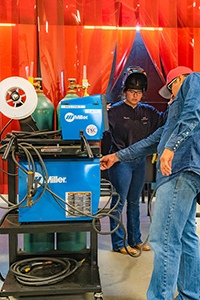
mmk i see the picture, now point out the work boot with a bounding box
[118,245,137,254]
[135,243,150,251]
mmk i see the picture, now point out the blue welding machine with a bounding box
[18,159,100,222]
[18,94,109,222]
[60,94,108,141]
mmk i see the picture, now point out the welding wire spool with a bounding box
[0,77,37,120]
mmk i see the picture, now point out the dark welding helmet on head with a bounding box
[122,66,148,92]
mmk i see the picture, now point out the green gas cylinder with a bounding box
[56,78,79,130]
[24,233,54,253]
[56,78,87,251]
[24,78,55,253]
[56,232,87,251]
[32,78,54,131]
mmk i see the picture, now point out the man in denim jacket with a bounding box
[100,66,200,300]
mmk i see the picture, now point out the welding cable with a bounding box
[0,144,37,210]
[148,186,156,224]
[0,119,13,141]
[10,257,85,286]
[0,271,5,282]
[11,146,37,207]
[19,144,35,174]
[92,210,121,235]
[93,180,156,256]
[0,193,27,210]
[0,195,19,209]
[11,129,62,140]
[16,146,36,200]
[0,144,18,176]
[13,142,118,217]
[35,180,80,217]
[34,180,126,245]
[122,186,156,255]
[92,211,142,258]
[35,179,121,222]
[30,163,122,229]
[11,148,32,175]
[0,206,18,227]
[0,164,18,176]
[30,157,149,258]
[11,142,48,207]
[19,142,49,205]
[0,137,141,257]
[98,179,114,214]
[9,141,151,258]
[34,173,121,220]
[0,192,28,220]
[0,144,34,209]
[36,161,74,217]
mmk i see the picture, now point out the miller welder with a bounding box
[0,75,118,230]
[6,79,109,222]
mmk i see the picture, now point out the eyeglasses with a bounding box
[167,73,189,92]
[167,77,177,92]
[127,89,143,96]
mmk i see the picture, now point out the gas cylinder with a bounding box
[24,78,55,253]
[56,232,87,251]
[32,78,54,131]
[23,233,54,253]
[56,78,87,251]
[56,78,80,130]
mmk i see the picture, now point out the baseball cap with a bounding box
[159,66,193,99]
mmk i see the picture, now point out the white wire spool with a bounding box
[0,77,38,120]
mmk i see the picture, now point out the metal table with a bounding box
[0,215,102,299]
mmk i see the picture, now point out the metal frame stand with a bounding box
[0,146,103,299]
[0,216,102,299]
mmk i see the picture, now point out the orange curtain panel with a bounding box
[0,0,37,193]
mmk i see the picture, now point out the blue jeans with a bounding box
[147,171,200,300]
[108,158,146,251]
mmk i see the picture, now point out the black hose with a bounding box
[0,271,5,282]
[10,257,84,286]
[0,119,13,141]
[0,207,18,227]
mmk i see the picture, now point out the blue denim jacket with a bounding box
[117,72,200,189]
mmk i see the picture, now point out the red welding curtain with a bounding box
[37,0,127,105]
[0,0,37,192]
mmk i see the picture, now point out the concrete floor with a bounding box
[0,196,200,300]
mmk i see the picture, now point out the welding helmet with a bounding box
[122,66,148,92]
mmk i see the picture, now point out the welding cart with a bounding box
[0,81,109,300]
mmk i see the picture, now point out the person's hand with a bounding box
[160,148,174,176]
[100,153,119,170]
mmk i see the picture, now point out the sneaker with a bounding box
[118,245,137,254]
[135,243,151,251]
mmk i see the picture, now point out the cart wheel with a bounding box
[94,292,103,300]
